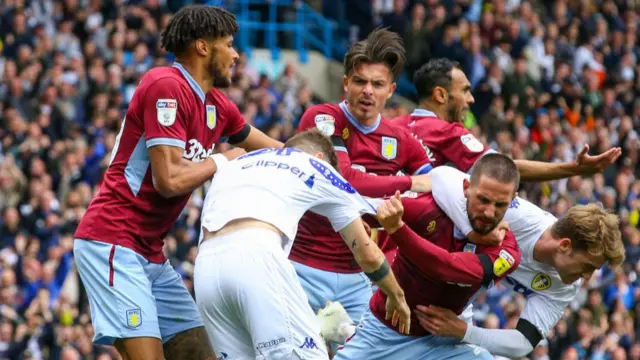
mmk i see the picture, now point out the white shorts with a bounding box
[194,228,328,360]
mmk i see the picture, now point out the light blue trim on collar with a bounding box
[339,101,381,134]
[172,62,205,104]
[410,108,437,117]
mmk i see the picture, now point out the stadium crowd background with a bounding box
[1,0,640,359]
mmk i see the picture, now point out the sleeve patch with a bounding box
[157,99,178,126]
[460,134,484,153]
[314,114,336,136]
[494,249,516,276]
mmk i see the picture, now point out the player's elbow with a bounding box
[152,174,178,198]
[354,249,385,273]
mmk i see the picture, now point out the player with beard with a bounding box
[73,6,281,360]
[332,154,522,360]
[289,29,433,329]
[393,58,621,177]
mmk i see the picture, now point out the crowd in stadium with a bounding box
[1,0,640,359]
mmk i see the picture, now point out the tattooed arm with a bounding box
[339,218,410,335]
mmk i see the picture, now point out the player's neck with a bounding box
[417,101,446,121]
[532,227,556,266]
[177,59,214,94]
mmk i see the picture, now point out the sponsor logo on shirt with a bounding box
[314,114,335,136]
[184,139,215,162]
[156,99,177,126]
[381,137,397,160]
[342,128,350,140]
[531,273,552,291]
[299,337,319,350]
[463,243,477,253]
[427,220,436,233]
[460,134,484,153]
[494,249,515,276]
[257,338,286,350]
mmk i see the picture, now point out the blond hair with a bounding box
[551,204,625,268]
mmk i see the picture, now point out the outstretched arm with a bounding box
[515,144,621,182]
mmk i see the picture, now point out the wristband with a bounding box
[210,153,229,169]
[364,258,390,282]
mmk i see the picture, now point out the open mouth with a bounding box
[359,99,374,111]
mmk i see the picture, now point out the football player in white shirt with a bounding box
[411,166,625,358]
[194,129,410,360]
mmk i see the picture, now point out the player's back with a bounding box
[370,192,520,336]
[200,147,375,256]
[292,102,425,273]
[75,66,206,263]
[393,109,490,172]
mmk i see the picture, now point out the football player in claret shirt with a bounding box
[73,6,281,360]
[411,166,625,359]
[334,154,522,360]
[288,29,433,326]
[394,58,621,177]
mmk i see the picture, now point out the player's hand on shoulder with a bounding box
[222,147,246,161]
[410,173,432,193]
[468,221,509,246]
[376,191,405,234]
[385,292,411,335]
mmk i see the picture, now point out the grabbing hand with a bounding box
[385,293,411,335]
[376,191,405,234]
[469,221,509,246]
[222,147,247,161]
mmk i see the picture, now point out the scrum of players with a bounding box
[71,4,626,360]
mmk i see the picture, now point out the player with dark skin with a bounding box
[118,6,281,360]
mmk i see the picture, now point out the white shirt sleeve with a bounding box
[463,325,534,358]
[308,158,376,232]
[429,166,474,236]
[520,293,567,338]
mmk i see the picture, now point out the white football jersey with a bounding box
[429,166,582,338]
[200,148,376,256]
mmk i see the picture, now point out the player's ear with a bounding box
[343,75,349,93]
[463,179,470,197]
[433,87,448,105]
[194,39,209,57]
[558,238,573,253]
[314,152,325,161]
[387,82,397,99]
[512,191,518,201]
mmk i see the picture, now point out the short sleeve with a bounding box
[430,166,474,236]
[443,125,492,172]
[298,105,343,138]
[143,77,192,149]
[307,157,376,231]
[222,99,248,137]
[401,130,433,175]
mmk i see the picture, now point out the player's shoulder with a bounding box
[305,103,344,118]
[136,67,193,97]
[430,165,468,181]
[390,114,411,126]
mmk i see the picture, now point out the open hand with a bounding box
[575,144,622,175]
[385,293,411,335]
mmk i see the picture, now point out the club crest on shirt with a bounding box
[206,105,217,129]
[126,308,142,328]
[494,249,515,276]
[381,137,397,160]
[314,114,335,136]
[531,273,552,291]
[463,243,476,253]
[156,99,177,126]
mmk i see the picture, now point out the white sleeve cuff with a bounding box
[210,153,229,170]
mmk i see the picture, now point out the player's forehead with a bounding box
[450,68,471,90]
[473,176,514,202]
[349,63,392,83]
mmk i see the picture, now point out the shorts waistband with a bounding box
[198,227,285,254]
